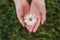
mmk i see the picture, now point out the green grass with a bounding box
[0,0,60,40]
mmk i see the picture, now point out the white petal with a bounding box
[24,13,37,26]
[24,20,30,25]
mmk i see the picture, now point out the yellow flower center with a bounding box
[29,18,32,21]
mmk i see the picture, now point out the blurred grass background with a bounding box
[0,0,60,40]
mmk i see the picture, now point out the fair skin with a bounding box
[14,0,30,27]
[14,0,46,32]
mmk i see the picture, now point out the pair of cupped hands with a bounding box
[14,0,46,32]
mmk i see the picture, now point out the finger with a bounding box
[41,13,46,24]
[38,5,46,25]
[41,7,46,24]
[33,18,40,32]
[16,5,25,27]
[29,24,35,32]
[15,2,25,27]
[26,24,31,32]
[17,16,25,27]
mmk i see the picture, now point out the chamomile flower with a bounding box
[24,13,37,26]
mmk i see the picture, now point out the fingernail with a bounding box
[42,22,43,24]
[33,30,36,33]
[23,25,25,27]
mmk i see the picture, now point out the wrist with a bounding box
[32,0,45,6]
[32,0,45,4]
[14,0,27,4]
[33,0,45,2]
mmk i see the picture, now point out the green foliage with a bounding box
[0,0,60,40]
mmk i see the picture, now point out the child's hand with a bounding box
[26,0,46,32]
[14,0,30,27]
[33,0,46,24]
